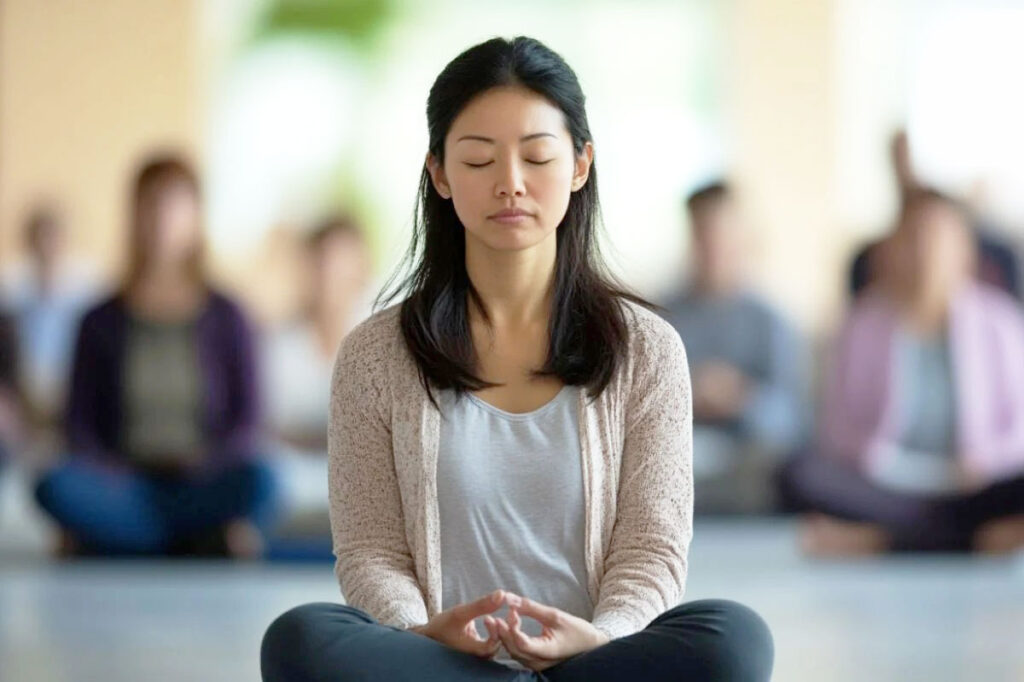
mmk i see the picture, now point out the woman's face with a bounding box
[137,178,201,268]
[427,86,593,253]
[901,200,975,296]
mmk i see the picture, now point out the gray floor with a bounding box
[2,520,1023,682]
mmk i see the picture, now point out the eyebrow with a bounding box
[455,132,557,144]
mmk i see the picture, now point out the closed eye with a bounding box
[462,159,554,168]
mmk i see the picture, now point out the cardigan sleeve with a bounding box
[971,290,1024,476]
[211,299,262,462]
[591,313,694,640]
[65,304,118,463]
[327,318,430,629]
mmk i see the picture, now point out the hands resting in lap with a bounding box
[408,589,609,671]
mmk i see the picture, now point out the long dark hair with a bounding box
[377,36,655,405]
[122,154,207,297]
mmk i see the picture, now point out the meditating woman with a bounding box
[262,37,773,681]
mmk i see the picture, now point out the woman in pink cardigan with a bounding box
[261,37,773,681]
[782,188,1024,555]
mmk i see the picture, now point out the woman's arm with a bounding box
[818,306,891,467]
[972,294,1024,476]
[217,301,263,460]
[327,320,429,629]
[65,307,118,463]
[591,317,693,640]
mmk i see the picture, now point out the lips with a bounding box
[489,208,531,219]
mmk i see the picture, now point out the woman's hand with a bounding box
[410,589,506,658]
[482,593,609,671]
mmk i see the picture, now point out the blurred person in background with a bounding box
[1,204,101,428]
[32,154,278,559]
[661,181,806,515]
[783,188,1024,556]
[848,129,1020,299]
[263,213,372,538]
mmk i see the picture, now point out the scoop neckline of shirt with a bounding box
[464,384,573,421]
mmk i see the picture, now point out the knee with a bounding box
[776,451,826,512]
[662,599,774,681]
[34,471,56,512]
[261,603,371,678]
[34,465,72,516]
[232,460,280,505]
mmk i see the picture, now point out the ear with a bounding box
[570,142,594,192]
[426,152,452,199]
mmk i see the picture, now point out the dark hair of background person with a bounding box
[122,154,207,297]
[685,180,731,216]
[306,212,365,251]
[376,36,657,406]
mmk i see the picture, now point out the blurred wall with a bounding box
[0,0,929,335]
[727,0,842,332]
[0,0,200,277]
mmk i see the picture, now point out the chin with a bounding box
[470,226,550,253]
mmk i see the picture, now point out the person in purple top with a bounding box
[33,154,278,558]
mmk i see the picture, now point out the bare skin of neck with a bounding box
[463,233,561,413]
[32,258,60,296]
[465,232,556,331]
[900,273,961,336]
[130,264,206,321]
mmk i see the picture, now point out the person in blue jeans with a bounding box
[261,36,773,681]
[34,154,278,558]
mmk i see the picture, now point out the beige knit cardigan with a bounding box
[327,300,693,640]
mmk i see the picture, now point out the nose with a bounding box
[494,158,526,199]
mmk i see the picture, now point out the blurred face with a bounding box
[310,231,370,302]
[690,200,745,291]
[426,86,592,253]
[28,217,65,265]
[900,200,974,295]
[137,177,201,269]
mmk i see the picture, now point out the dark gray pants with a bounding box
[261,599,773,681]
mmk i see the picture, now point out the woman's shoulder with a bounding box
[617,298,689,391]
[957,281,1024,335]
[963,280,1021,312]
[79,292,126,329]
[336,302,404,366]
[203,288,252,321]
[619,298,686,358]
